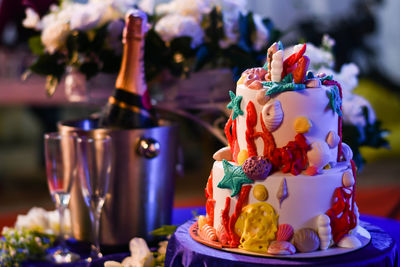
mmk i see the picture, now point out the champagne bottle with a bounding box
[99,9,157,129]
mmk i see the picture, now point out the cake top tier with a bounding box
[222,42,349,177]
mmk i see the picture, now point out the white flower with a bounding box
[155,14,204,48]
[109,0,137,16]
[157,240,168,255]
[318,63,360,97]
[41,20,69,54]
[305,43,334,70]
[69,3,107,31]
[47,209,72,236]
[252,13,269,51]
[15,207,49,232]
[138,0,155,15]
[156,0,212,22]
[22,8,40,30]
[120,238,154,267]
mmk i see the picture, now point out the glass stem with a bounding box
[58,205,67,251]
[91,208,102,257]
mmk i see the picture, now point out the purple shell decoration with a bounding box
[277,224,294,241]
[267,241,296,255]
[242,156,272,180]
[293,228,320,253]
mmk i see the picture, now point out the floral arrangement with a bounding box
[23,0,279,96]
[0,207,71,266]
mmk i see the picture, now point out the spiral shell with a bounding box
[317,214,332,250]
[307,141,331,172]
[256,89,270,105]
[262,100,284,132]
[216,224,230,245]
[271,50,284,82]
[267,241,296,255]
[199,224,217,241]
[341,142,353,162]
[293,228,320,252]
[243,67,268,78]
[253,184,268,201]
[326,131,340,148]
[244,73,260,87]
[277,224,294,241]
[213,147,233,161]
[198,215,207,229]
[342,171,355,187]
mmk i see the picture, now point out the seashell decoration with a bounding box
[216,224,230,245]
[293,228,320,253]
[237,149,249,165]
[262,100,284,132]
[271,50,284,82]
[307,141,331,173]
[305,78,322,88]
[243,67,268,78]
[294,116,312,134]
[342,171,355,187]
[253,184,268,201]
[198,215,208,229]
[244,73,260,87]
[337,235,362,249]
[316,72,326,78]
[267,240,296,255]
[213,146,233,161]
[277,224,294,241]
[242,156,272,180]
[341,142,353,162]
[199,224,217,241]
[326,131,340,148]
[248,80,263,90]
[317,214,332,250]
[276,178,288,208]
[256,89,270,105]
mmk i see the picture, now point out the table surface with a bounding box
[16,207,400,266]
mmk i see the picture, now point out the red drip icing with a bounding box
[221,197,231,244]
[205,171,215,226]
[282,43,307,78]
[228,185,252,247]
[323,79,343,161]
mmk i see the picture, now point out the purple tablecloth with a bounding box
[166,207,400,267]
[21,207,400,266]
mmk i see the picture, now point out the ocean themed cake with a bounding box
[194,42,365,256]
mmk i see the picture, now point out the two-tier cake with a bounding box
[193,42,365,256]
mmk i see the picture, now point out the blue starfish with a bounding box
[327,85,342,116]
[227,91,243,120]
[218,160,253,197]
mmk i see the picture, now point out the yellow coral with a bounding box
[235,202,278,253]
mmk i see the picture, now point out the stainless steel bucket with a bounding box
[58,118,178,246]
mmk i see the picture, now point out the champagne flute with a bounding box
[76,134,112,260]
[44,132,80,263]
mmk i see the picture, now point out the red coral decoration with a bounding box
[221,197,231,245]
[228,185,252,247]
[246,101,259,157]
[205,171,215,226]
[282,43,307,78]
[323,79,343,162]
[224,113,239,163]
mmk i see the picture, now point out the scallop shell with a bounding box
[307,141,331,172]
[342,171,355,187]
[267,241,296,255]
[253,184,268,201]
[326,131,340,148]
[216,224,229,245]
[199,224,217,241]
[248,80,263,89]
[244,73,260,87]
[337,235,362,249]
[294,116,312,134]
[262,100,283,132]
[213,147,233,161]
[277,224,294,241]
[341,142,353,162]
[293,228,320,252]
[243,67,268,78]
[256,89,270,105]
[317,214,332,250]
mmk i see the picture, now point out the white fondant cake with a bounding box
[197,42,362,256]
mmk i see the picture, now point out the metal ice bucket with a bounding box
[58,118,178,246]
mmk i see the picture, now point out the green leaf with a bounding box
[29,53,65,79]
[46,75,58,97]
[150,225,177,236]
[28,36,44,55]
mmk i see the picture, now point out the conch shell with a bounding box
[271,50,284,82]
[317,214,332,250]
[262,100,284,132]
[307,141,331,173]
